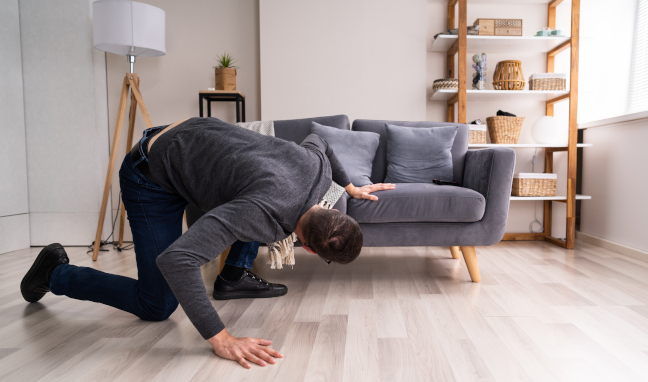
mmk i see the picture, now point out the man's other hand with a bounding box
[208,329,283,368]
[346,183,396,201]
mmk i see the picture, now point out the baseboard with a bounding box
[576,231,648,263]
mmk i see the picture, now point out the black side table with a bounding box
[199,90,246,122]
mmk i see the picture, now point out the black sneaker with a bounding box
[213,269,288,300]
[20,243,69,303]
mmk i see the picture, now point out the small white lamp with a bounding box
[91,0,166,260]
[531,116,568,145]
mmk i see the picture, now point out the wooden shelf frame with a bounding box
[443,0,582,249]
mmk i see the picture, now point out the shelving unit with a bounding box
[435,0,584,249]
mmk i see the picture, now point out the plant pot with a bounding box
[215,67,237,90]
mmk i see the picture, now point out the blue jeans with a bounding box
[50,130,260,321]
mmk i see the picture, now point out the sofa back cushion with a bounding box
[384,124,458,183]
[311,122,379,186]
[352,120,469,184]
[274,115,350,144]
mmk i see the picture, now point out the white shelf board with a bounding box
[469,143,592,148]
[431,89,568,101]
[430,35,570,53]
[510,195,592,201]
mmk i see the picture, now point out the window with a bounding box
[627,0,648,114]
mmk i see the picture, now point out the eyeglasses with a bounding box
[317,253,332,265]
[300,237,331,265]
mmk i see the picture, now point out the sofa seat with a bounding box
[347,183,485,223]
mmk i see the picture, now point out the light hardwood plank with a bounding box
[400,299,457,381]
[342,299,379,382]
[304,315,347,382]
[378,338,419,382]
[294,263,334,322]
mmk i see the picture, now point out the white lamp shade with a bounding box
[93,0,165,57]
[531,116,568,145]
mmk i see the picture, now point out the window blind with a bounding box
[628,0,648,114]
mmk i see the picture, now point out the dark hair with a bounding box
[303,209,363,264]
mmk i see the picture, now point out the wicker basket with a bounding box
[493,60,525,90]
[433,78,459,90]
[486,116,524,144]
[511,173,557,197]
[469,126,488,144]
[529,77,566,91]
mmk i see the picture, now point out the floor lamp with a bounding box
[91,0,166,261]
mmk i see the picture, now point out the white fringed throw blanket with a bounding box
[236,121,345,268]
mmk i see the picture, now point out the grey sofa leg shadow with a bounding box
[459,246,481,283]
[449,246,462,259]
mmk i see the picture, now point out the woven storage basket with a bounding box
[486,116,524,144]
[511,173,557,197]
[493,60,525,90]
[529,77,566,91]
[469,126,488,144]
[433,78,459,90]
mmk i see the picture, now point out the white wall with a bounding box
[581,120,648,252]
[259,0,427,122]
[19,0,112,246]
[0,0,30,254]
[105,0,261,241]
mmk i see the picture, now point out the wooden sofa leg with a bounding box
[449,246,461,259]
[459,246,481,282]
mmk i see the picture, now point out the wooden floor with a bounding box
[1,241,648,381]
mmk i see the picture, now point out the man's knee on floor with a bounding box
[138,298,178,321]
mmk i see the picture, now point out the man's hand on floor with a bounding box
[346,183,396,201]
[208,329,283,368]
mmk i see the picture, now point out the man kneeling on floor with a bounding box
[20,117,394,368]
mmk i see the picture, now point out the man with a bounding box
[20,117,394,368]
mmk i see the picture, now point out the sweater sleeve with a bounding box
[155,198,282,340]
[300,134,352,187]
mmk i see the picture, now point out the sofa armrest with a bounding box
[462,147,516,245]
[332,191,350,215]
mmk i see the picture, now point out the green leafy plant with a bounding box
[214,52,238,69]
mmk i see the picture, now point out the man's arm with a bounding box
[301,134,395,201]
[155,199,283,367]
[300,134,351,187]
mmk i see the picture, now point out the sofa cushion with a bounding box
[274,115,350,144]
[347,183,485,223]
[384,124,457,184]
[311,122,379,186]
[352,120,469,184]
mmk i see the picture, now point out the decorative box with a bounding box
[469,125,488,144]
[511,173,557,197]
[529,73,566,91]
[474,19,522,36]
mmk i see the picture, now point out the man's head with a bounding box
[299,208,363,264]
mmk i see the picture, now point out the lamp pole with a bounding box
[127,55,135,73]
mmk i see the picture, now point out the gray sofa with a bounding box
[186,115,516,282]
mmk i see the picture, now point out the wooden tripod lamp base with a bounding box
[92,73,153,261]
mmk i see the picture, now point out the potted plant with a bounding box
[214,52,238,90]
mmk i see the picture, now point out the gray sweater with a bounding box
[149,118,351,339]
